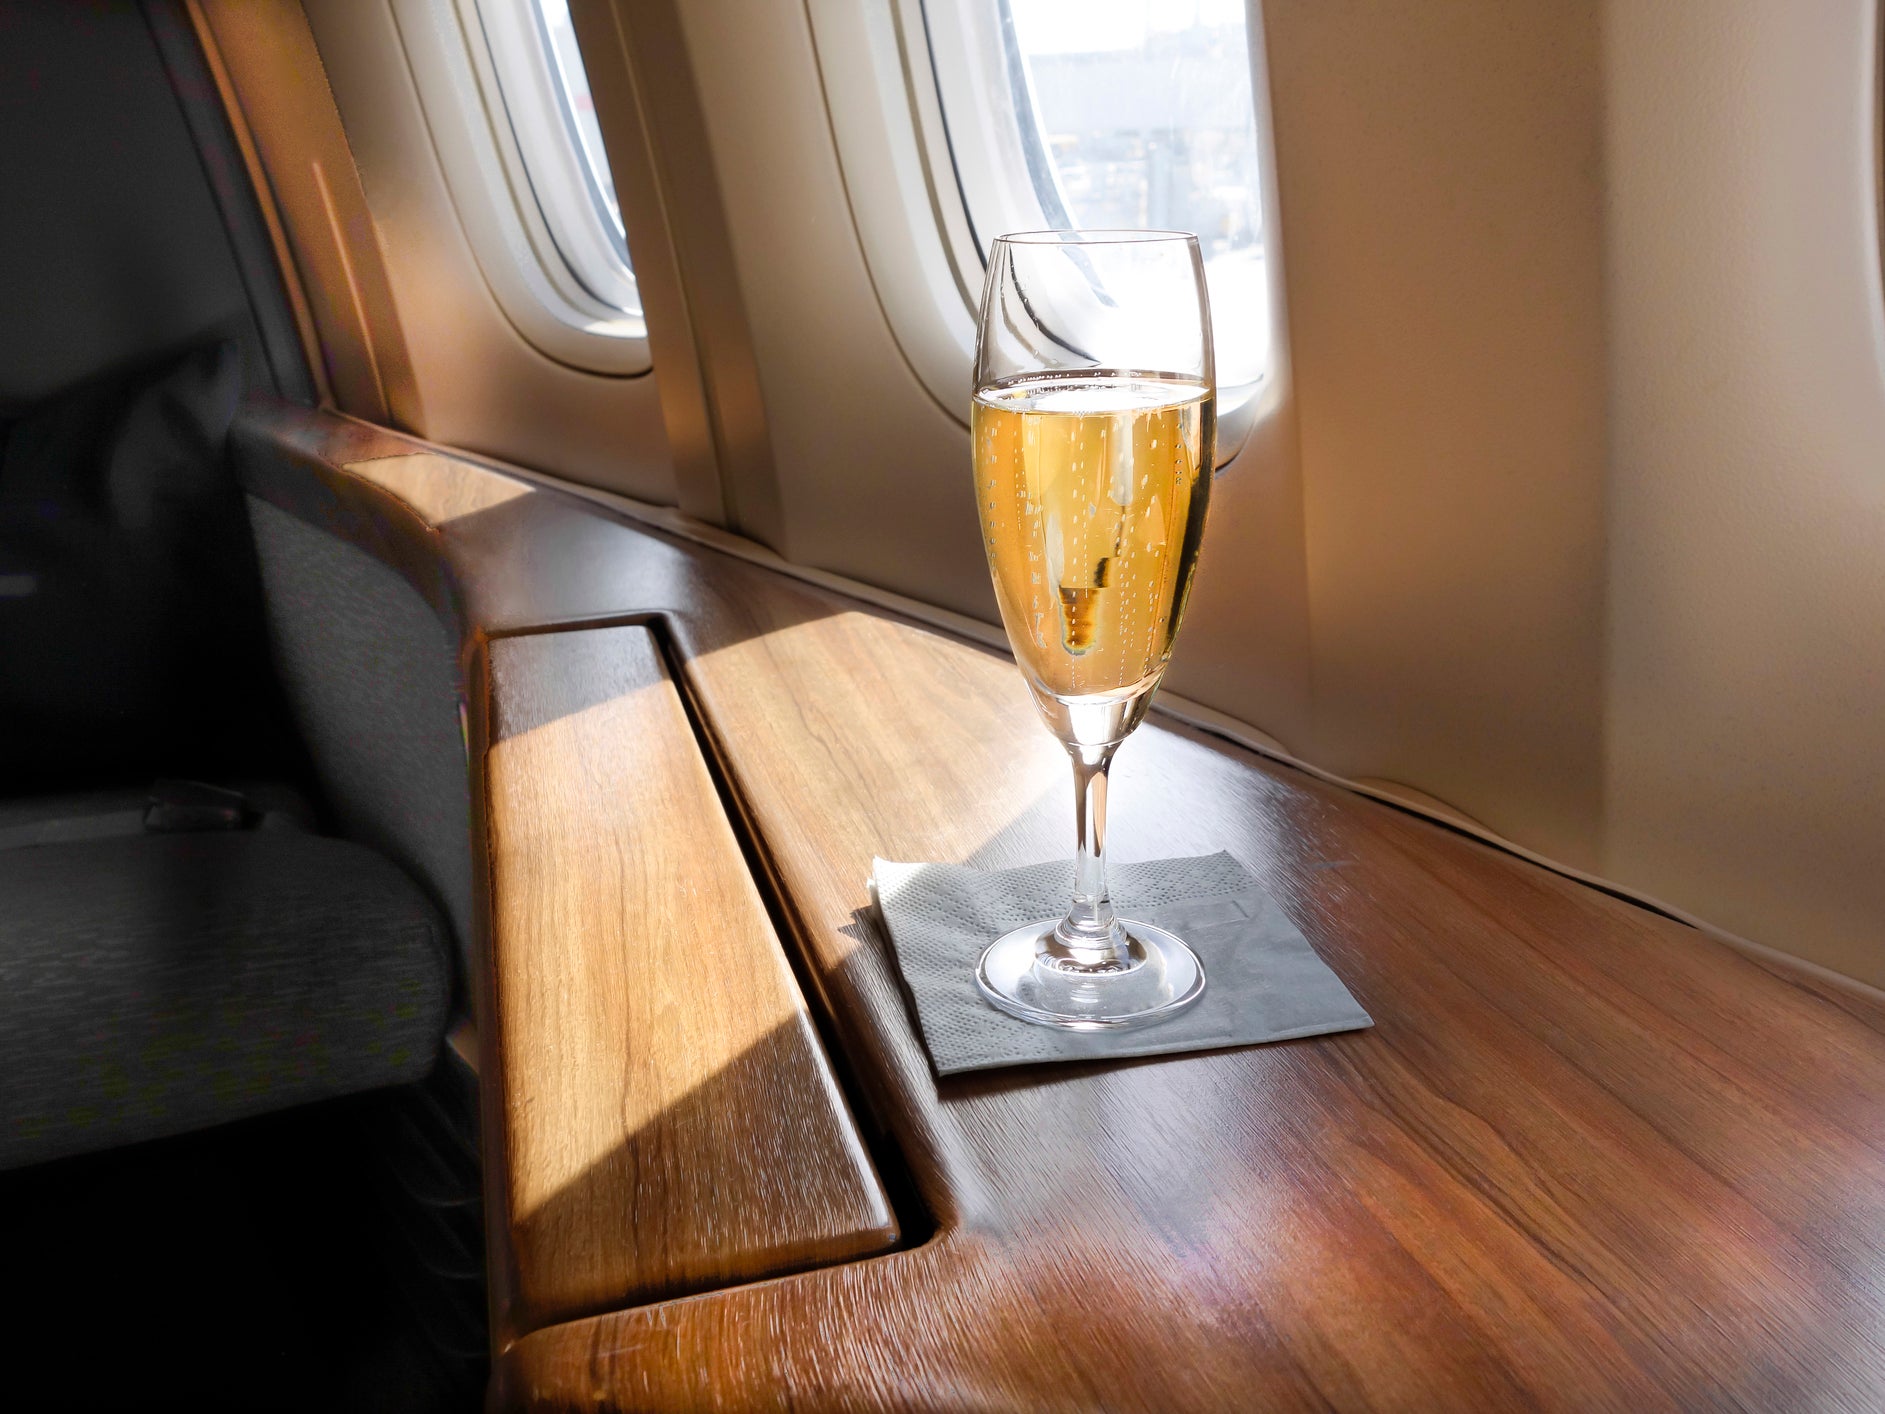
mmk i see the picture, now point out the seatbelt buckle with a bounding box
[144,779,253,833]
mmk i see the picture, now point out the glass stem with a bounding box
[1051,743,1129,968]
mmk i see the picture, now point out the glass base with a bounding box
[975,918,1205,1031]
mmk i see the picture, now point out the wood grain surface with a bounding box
[480,624,897,1336]
[236,402,1885,1411]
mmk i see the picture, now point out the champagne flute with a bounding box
[972,230,1215,1030]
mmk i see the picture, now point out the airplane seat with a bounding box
[0,0,451,1171]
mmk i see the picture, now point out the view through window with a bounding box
[926,0,1270,395]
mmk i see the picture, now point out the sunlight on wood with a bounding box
[483,624,894,1331]
[490,678,800,1175]
[689,608,1069,959]
[345,452,533,526]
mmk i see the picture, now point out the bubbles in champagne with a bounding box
[973,373,1213,703]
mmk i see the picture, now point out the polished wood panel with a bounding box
[480,624,897,1336]
[236,401,1885,1411]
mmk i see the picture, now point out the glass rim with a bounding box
[991,228,1201,248]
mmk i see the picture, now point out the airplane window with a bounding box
[479,0,640,317]
[923,0,1270,400]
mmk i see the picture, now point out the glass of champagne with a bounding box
[972,229,1215,1030]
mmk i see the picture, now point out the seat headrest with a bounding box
[0,1,259,412]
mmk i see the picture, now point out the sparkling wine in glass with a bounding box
[972,230,1215,1030]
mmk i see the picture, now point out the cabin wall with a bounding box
[1601,0,1885,988]
[1258,0,1611,867]
[648,0,991,614]
[1261,0,1885,988]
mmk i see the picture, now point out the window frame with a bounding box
[806,0,983,424]
[479,0,641,316]
[812,0,1276,457]
[389,0,650,375]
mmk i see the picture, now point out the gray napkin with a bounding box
[872,851,1372,1075]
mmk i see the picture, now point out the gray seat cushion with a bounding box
[0,829,451,1171]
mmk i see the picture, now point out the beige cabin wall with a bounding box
[635,0,995,617]
[1601,0,1885,989]
[1259,0,1884,988]
[1259,0,1612,868]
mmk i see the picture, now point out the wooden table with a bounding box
[239,401,1885,1411]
